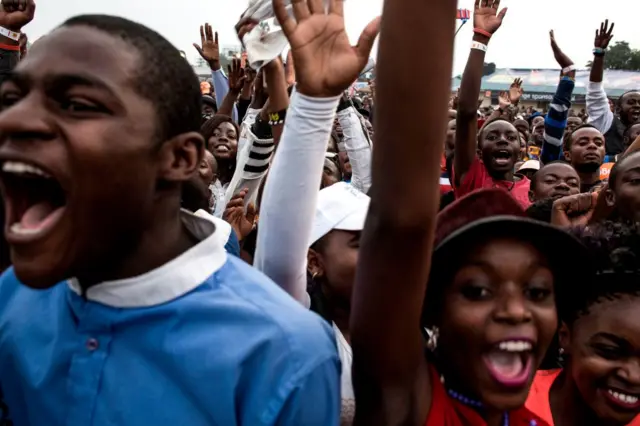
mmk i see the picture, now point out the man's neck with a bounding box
[576,168,600,185]
[76,202,198,290]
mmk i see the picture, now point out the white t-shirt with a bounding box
[333,323,355,425]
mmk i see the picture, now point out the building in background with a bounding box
[451,68,640,112]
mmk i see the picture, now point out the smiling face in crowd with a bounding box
[479,120,520,177]
[530,162,580,202]
[209,121,238,161]
[619,91,640,125]
[562,295,640,425]
[567,127,606,173]
[436,238,557,412]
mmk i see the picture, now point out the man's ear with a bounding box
[157,132,204,182]
[307,248,325,279]
[563,149,571,163]
[605,186,616,207]
[528,190,535,203]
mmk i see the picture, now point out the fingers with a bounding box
[308,0,324,14]
[497,7,507,20]
[290,0,311,22]
[607,22,615,38]
[474,0,480,10]
[491,0,500,10]
[246,203,257,224]
[329,0,344,17]
[200,25,205,47]
[355,16,381,61]
[273,0,298,36]
[193,43,204,57]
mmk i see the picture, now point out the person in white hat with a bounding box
[252,0,379,423]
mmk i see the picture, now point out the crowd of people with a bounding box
[0,0,639,425]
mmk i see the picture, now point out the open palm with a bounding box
[473,0,507,35]
[274,0,380,97]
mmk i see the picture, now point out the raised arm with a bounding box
[586,20,614,134]
[216,59,245,117]
[350,0,455,424]
[337,96,372,193]
[541,30,576,164]
[194,24,238,122]
[254,0,379,305]
[454,0,507,186]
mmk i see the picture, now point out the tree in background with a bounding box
[586,41,640,71]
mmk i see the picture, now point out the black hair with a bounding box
[200,115,240,150]
[616,90,640,109]
[477,117,516,144]
[563,221,640,324]
[563,123,599,152]
[62,15,202,144]
[307,236,334,325]
[181,178,211,213]
[526,198,555,223]
[530,160,572,192]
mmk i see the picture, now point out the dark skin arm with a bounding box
[589,20,614,84]
[350,0,455,425]
[454,0,507,187]
[260,58,289,145]
[217,58,245,118]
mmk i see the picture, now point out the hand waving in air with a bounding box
[549,30,575,76]
[193,23,221,70]
[273,0,381,97]
[227,58,247,93]
[473,0,507,37]
[594,20,615,50]
[508,78,523,105]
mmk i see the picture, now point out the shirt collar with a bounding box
[67,210,227,308]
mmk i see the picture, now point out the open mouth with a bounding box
[492,150,512,167]
[483,340,534,388]
[215,144,230,153]
[603,388,640,410]
[0,160,66,243]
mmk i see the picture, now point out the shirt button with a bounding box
[86,338,99,351]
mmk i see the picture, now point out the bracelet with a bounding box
[0,26,20,41]
[0,43,19,52]
[471,41,488,53]
[593,47,605,57]
[473,28,492,39]
[268,109,287,126]
[562,65,576,74]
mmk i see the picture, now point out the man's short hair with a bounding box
[62,15,202,143]
[564,123,599,152]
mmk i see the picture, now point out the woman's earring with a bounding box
[425,326,439,352]
[311,272,318,281]
[558,347,565,364]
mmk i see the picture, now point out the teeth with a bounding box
[608,389,639,404]
[2,161,50,178]
[10,223,41,235]
[498,341,532,352]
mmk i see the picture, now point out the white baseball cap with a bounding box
[517,160,540,173]
[309,182,370,246]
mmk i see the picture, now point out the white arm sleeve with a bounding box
[586,81,614,134]
[337,106,372,193]
[254,89,340,307]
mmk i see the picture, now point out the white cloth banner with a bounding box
[242,0,339,69]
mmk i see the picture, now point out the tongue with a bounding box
[21,201,56,229]
[487,351,523,379]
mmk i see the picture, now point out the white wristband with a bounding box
[562,65,576,74]
[471,41,487,53]
[0,26,20,41]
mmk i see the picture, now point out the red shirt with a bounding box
[454,157,532,209]
[425,365,548,426]
[526,369,640,426]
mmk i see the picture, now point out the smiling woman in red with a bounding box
[527,221,640,426]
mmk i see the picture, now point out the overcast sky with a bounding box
[24,0,640,75]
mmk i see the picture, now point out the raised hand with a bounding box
[227,58,247,93]
[594,20,614,50]
[498,91,510,110]
[549,30,574,71]
[273,0,381,97]
[551,192,599,228]
[0,0,35,32]
[508,78,523,104]
[473,0,507,37]
[193,23,221,70]
[223,189,257,241]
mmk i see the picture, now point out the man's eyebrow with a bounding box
[42,73,117,95]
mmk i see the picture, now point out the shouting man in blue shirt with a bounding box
[0,3,340,425]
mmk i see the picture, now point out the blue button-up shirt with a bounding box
[0,212,340,426]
